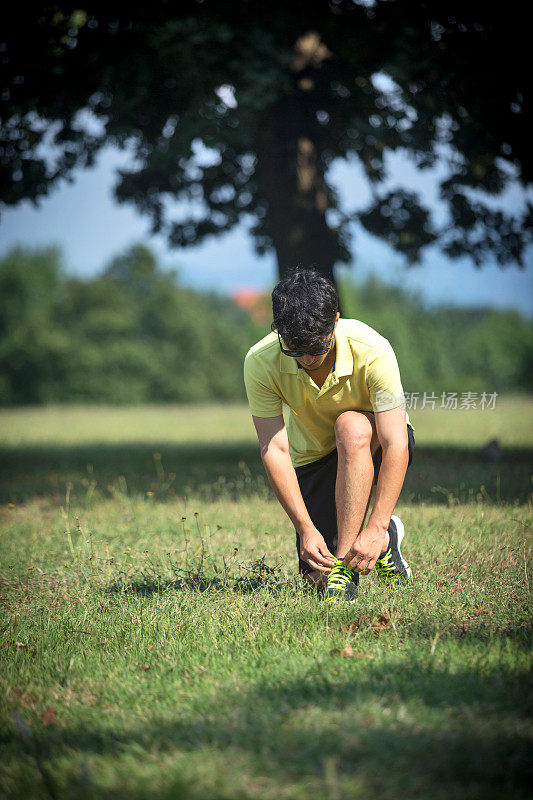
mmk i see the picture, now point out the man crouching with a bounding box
[244,269,414,602]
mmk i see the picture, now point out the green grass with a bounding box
[1,400,532,799]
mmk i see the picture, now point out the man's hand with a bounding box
[342,522,388,573]
[300,527,337,572]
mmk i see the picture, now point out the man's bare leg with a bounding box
[334,411,379,560]
[303,411,380,586]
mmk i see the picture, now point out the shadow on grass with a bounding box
[106,555,290,597]
[1,441,531,506]
[6,658,531,798]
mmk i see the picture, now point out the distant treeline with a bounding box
[0,244,265,405]
[0,244,531,406]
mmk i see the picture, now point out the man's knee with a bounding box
[334,411,374,454]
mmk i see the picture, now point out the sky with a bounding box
[1,142,532,315]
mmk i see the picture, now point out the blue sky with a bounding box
[1,143,532,315]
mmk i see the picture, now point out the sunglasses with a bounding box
[278,326,336,358]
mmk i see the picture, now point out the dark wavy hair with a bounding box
[271,269,339,352]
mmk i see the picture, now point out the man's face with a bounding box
[289,312,340,371]
[296,347,332,371]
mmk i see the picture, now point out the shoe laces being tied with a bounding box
[375,549,395,575]
[327,562,355,589]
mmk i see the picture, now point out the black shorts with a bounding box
[294,423,415,575]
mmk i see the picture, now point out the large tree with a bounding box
[1,1,530,285]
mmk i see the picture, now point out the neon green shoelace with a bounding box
[375,549,395,575]
[327,563,355,590]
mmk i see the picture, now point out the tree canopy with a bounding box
[1,1,530,283]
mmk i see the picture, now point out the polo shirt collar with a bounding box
[279,351,299,374]
[334,325,354,377]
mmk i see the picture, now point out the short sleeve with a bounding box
[366,342,406,412]
[243,352,283,417]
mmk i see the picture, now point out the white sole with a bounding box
[390,514,411,578]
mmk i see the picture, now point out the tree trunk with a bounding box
[255,95,339,290]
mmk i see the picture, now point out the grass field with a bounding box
[1,399,532,799]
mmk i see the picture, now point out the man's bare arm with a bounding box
[343,406,409,572]
[252,415,336,572]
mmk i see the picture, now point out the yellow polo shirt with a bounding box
[244,318,407,467]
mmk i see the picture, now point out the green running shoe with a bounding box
[325,561,359,604]
[375,515,411,580]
